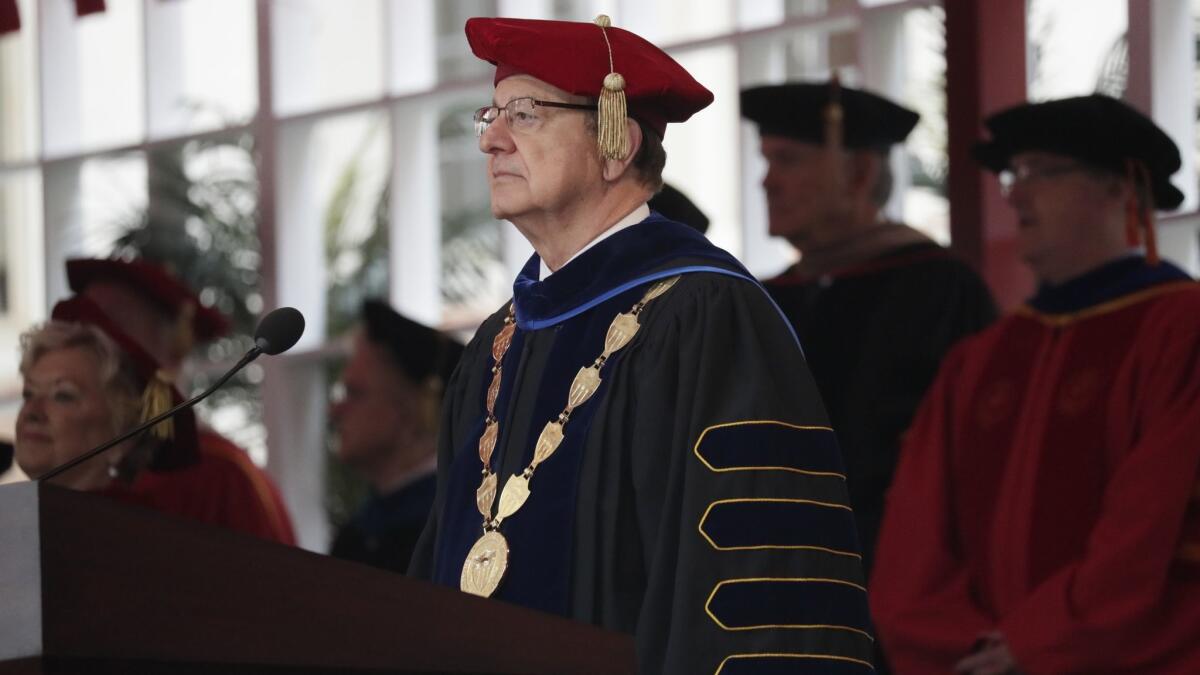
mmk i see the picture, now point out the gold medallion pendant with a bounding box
[459,278,681,600]
[460,530,510,597]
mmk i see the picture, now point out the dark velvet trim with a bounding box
[433,285,667,613]
[491,292,641,614]
[717,655,876,674]
[432,327,527,590]
[706,579,871,633]
[695,422,846,477]
[1028,255,1192,315]
[512,213,751,327]
[700,499,859,555]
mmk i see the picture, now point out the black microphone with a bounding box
[37,306,306,482]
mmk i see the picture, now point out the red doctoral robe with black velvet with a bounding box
[871,256,1200,674]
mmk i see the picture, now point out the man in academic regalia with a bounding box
[741,82,996,576]
[63,258,296,544]
[329,300,462,573]
[871,95,1200,674]
[409,16,873,674]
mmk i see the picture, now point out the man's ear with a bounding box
[602,118,643,182]
[1109,173,1136,204]
[850,152,882,201]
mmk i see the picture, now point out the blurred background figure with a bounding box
[328,299,463,573]
[18,296,201,503]
[872,94,1200,675]
[63,258,295,544]
[648,183,710,234]
[741,81,997,578]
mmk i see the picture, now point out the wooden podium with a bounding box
[0,483,635,674]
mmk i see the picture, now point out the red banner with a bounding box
[0,0,19,35]
[75,0,106,18]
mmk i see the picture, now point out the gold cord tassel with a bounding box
[598,72,629,160]
[594,15,630,160]
[1124,159,1159,265]
[140,371,176,441]
[823,71,845,192]
[824,73,844,151]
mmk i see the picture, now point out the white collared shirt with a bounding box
[539,204,651,280]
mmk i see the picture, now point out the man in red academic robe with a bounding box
[871,95,1200,674]
[64,258,296,545]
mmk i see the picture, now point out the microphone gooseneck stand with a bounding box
[36,306,306,483]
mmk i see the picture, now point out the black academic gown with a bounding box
[410,214,874,674]
[330,473,436,573]
[764,242,996,575]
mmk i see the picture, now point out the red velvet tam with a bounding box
[465,16,714,139]
[67,257,231,343]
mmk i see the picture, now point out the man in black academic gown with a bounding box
[409,16,874,674]
[741,82,997,577]
[329,300,463,573]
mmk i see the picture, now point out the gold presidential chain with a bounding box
[460,275,681,597]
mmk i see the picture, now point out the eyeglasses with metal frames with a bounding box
[474,97,596,137]
[998,162,1094,196]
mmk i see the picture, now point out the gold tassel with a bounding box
[594,15,629,160]
[1124,159,1159,265]
[824,72,844,152]
[823,72,845,192]
[598,73,629,160]
[140,370,176,441]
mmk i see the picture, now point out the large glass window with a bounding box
[43,154,148,267]
[41,0,145,156]
[318,113,392,339]
[901,5,949,244]
[1027,0,1128,100]
[273,0,386,116]
[436,0,496,82]
[145,0,258,138]
[276,110,391,347]
[0,0,38,162]
[0,170,41,337]
[439,100,510,325]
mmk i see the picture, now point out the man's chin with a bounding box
[767,220,807,244]
[489,197,530,222]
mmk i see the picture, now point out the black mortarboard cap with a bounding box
[740,81,919,149]
[973,94,1184,210]
[361,300,464,386]
[649,183,710,234]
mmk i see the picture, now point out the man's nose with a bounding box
[1003,179,1029,208]
[479,114,515,155]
